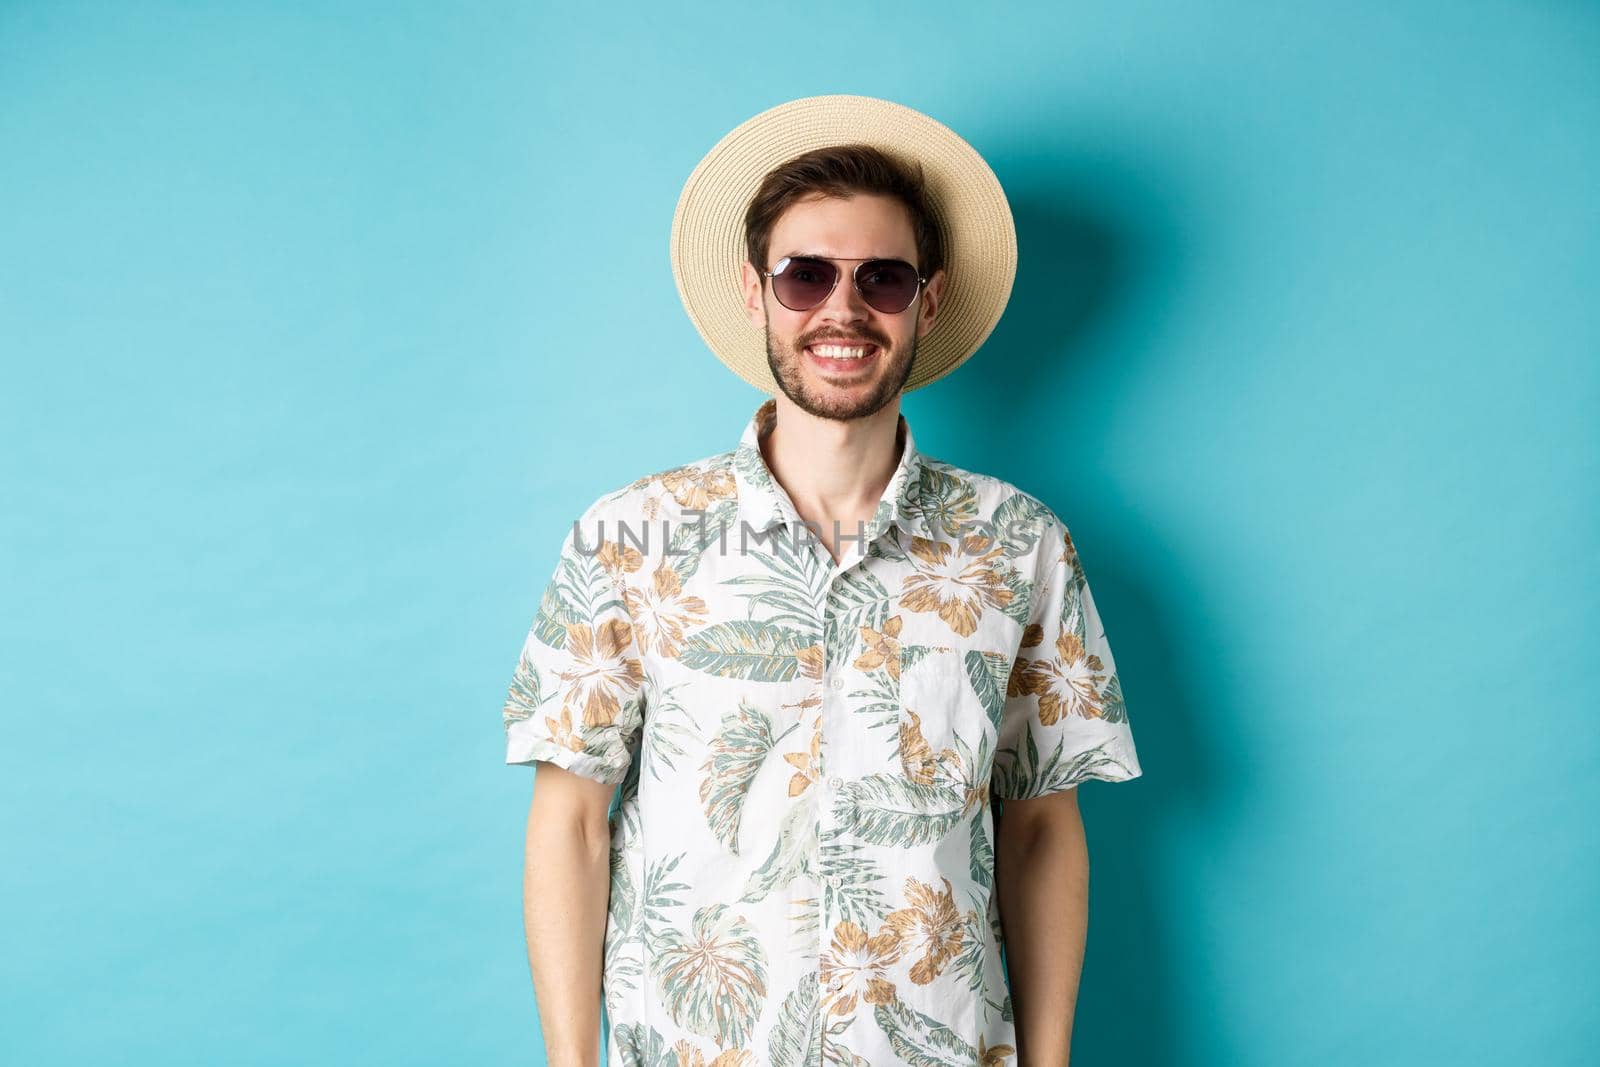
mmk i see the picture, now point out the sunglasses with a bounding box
[762,255,928,315]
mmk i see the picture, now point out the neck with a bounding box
[758,393,904,538]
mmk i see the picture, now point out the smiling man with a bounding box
[503,95,1142,1066]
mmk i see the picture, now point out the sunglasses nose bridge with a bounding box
[813,262,872,319]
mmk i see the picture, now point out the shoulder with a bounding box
[567,445,743,536]
[913,456,1086,587]
[916,456,1071,543]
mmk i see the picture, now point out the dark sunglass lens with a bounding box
[858,260,921,312]
[771,257,837,311]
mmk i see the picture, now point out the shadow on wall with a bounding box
[925,163,1245,1064]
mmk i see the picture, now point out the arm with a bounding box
[994,787,1090,1066]
[524,762,617,1067]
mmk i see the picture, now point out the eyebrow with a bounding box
[778,251,905,261]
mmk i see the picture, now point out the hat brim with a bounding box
[670,95,1017,395]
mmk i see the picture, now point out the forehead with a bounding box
[768,193,917,261]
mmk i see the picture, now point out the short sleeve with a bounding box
[992,521,1142,800]
[502,503,648,785]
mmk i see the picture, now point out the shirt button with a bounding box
[828,676,845,691]
[827,776,844,791]
[825,874,842,889]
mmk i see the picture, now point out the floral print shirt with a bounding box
[503,397,1142,1066]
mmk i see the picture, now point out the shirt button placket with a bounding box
[816,575,843,994]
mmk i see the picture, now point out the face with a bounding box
[742,193,946,421]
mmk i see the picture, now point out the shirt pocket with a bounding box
[896,645,992,784]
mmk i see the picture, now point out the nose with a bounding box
[814,265,871,326]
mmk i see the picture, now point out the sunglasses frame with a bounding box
[762,254,928,315]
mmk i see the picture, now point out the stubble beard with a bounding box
[764,325,918,422]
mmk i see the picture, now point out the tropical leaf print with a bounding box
[832,572,896,671]
[768,977,862,1067]
[732,438,777,494]
[501,651,546,726]
[897,642,947,676]
[613,1022,674,1067]
[607,843,637,951]
[990,493,1050,557]
[530,577,578,648]
[963,649,1010,733]
[641,680,698,782]
[950,895,988,992]
[791,891,822,944]
[666,497,741,586]
[848,616,905,731]
[993,732,1135,800]
[827,567,893,619]
[538,523,635,650]
[640,852,691,937]
[678,621,821,682]
[720,523,830,632]
[1100,672,1129,724]
[768,975,823,1067]
[871,996,977,1067]
[912,464,981,538]
[851,676,902,733]
[998,564,1033,627]
[698,701,790,853]
[652,904,769,1048]
[819,830,892,927]
[833,774,966,846]
[741,791,817,903]
[945,733,994,815]
[604,833,646,1008]
[969,810,994,890]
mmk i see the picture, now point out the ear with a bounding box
[916,266,947,339]
[741,261,768,329]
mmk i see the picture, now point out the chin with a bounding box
[766,334,912,419]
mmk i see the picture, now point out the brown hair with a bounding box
[743,144,945,280]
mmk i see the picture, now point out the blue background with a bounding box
[3,2,1596,1063]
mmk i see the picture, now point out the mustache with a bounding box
[798,331,889,348]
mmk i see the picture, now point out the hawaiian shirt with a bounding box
[502,397,1141,1066]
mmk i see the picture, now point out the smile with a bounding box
[806,343,878,361]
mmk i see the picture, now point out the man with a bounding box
[503,95,1141,1066]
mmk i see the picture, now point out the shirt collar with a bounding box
[731,397,926,542]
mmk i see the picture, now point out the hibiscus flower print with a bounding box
[899,534,1014,638]
[818,919,903,1017]
[1007,628,1107,724]
[658,464,738,510]
[556,618,645,727]
[853,614,904,679]
[884,877,968,985]
[898,708,956,785]
[625,560,711,658]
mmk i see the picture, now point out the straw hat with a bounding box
[670,95,1017,395]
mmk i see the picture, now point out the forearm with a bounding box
[523,777,612,1067]
[995,795,1090,1066]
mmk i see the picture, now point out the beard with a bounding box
[764,323,919,422]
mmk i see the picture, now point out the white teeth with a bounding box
[811,344,873,359]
